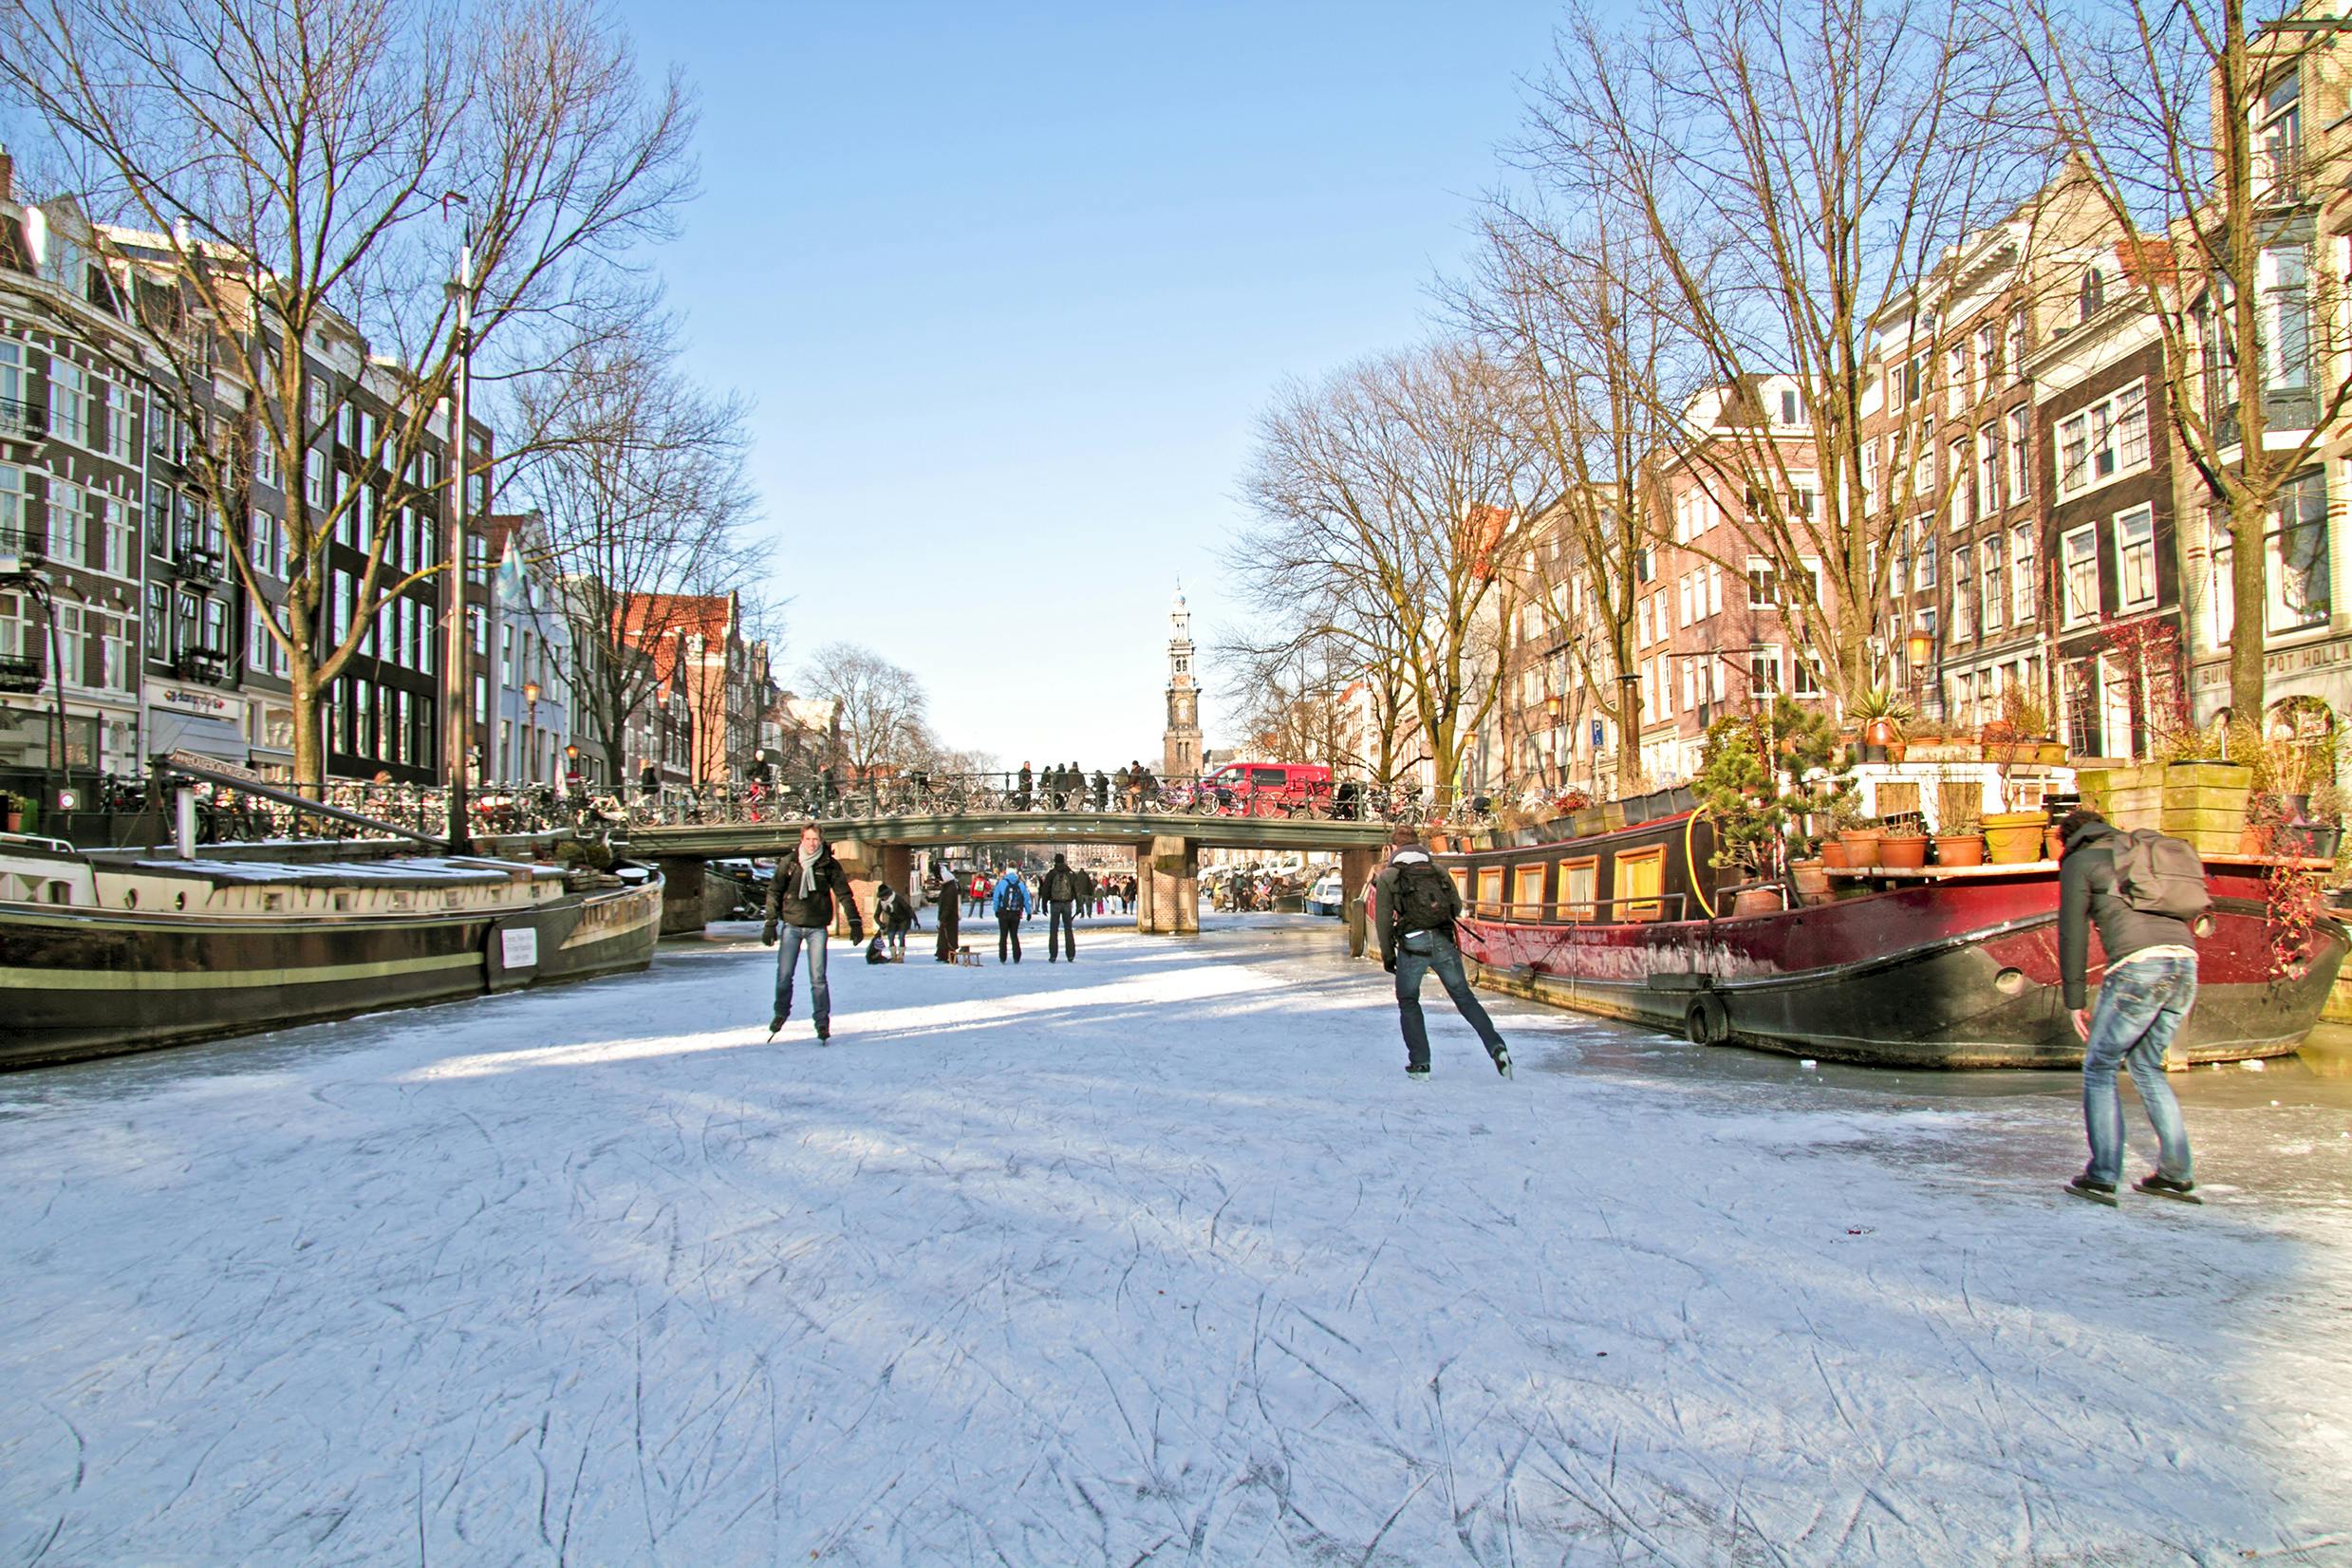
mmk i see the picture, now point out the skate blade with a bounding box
[2065,1181,2119,1207]
[2133,1181,2203,1204]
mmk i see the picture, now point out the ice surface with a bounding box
[3,912,2349,1564]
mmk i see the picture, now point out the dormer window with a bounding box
[2079,267,2105,323]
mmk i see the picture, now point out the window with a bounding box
[2079,266,2105,322]
[1791,651,1823,696]
[253,427,278,488]
[1981,536,2005,633]
[2062,524,2100,625]
[2266,471,2328,633]
[49,363,89,446]
[1748,558,1780,607]
[1707,563,1724,616]
[144,582,168,656]
[2057,382,2150,495]
[48,479,83,569]
[1781,386,1802,426]
[305,449,326,508]
[2261,243,2310,393]
[2006,311,2026,383]
[1951,548,1974,639]
[1677,574,1693,628]
[2256,71,2303,201]
[98,495,133,579]
[1559,857,1598,922]
[2010,523,2036,623]
[104,383,134,463]
[1976,325,1999,393]
[2114,507,2157,610]
[1978,425,2001,513]
[1612,846,1664,922]
[1913,528,1937,590]
[1946,347,1968,417]
[0,342,20,409]
[202,596,227,656]
[2007,406,2029,500]
[1637,597,1652,646]
[1950,442,1973,527]
[1748,644,1781,698]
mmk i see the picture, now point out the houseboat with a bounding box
[1440,805,2345,1069]
[0,832,663,1069]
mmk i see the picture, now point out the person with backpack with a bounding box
[2056,809,2203,1205]
[761,823,865,1043]
[1373,826,1510,1081]
[992,864,1029,962]
[1042,852,1085,961]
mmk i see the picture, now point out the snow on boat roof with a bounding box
[100,855,562,888]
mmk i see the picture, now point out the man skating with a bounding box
[1374,826,1510,1082]
[762,823,864,1043]
[1042,851,1083,961]
[2057,809,2202,1205]
[992,864,1029,962]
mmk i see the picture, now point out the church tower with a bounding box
[1163,583,1203,777]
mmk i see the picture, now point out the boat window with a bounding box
[1476,867,1504,916]
[1559,856,1598,921]
[1447,868,1469,905]
[1512,863,1545,920]
[334,892,353,912]
[1614,847,1666,922]
[45,881,69,905]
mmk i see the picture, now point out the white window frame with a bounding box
[2061,522,2100,626]
[2113,505,2158,612]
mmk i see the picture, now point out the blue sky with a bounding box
[615,0,1571,765]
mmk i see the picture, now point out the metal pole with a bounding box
[440,212,474,852]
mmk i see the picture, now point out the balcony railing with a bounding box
[176,546,223,584]
[0,395,45,440]
[0,526,45,570]
[172,646,233,685]
[0,651,45,694]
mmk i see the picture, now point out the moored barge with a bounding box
[0,833,663,1069]
[1440,810,2345,1068]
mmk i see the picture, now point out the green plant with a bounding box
[1694,716,1783,878]
[1851,686,1915,737]
[556,837,615,872]
[1825,783,1866,830]
[2309,780,2344,828]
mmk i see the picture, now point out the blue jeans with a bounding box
[774,924,831,1028]
[2082,952,2195,1185]
[1395,928,1504,1072]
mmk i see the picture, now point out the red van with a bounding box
[1191,761,1335,817]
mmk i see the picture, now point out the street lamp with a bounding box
[523,680,540,783]
[1904,627,1933,719]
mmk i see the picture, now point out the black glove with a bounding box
[1383,956,1397,974]
[761,922,778,946]
[849,926,866,946]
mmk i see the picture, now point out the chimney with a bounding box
[0,145,12,203]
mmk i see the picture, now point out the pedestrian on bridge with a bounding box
[1091,770,1109,812]
[992,865,1029,962]
[1043,853,1085,961]
[1375,826,1510,1082]
[762,823,864,1043]
[1017,762,1034,812]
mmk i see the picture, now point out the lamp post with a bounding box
[523,679,540,784]
[439,195,475,850]
[1905,627,1933,721]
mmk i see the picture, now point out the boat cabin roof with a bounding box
[82,854,562,890]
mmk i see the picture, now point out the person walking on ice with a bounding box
[1374,825,1510,1081]
[992,864,1029,963]
[2056,808,2203,1205]
[933,865,961,963]
[762,823,864,1042]
[1042,851,1084,961]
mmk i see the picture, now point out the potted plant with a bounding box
[0,791,20,834]
[1877,812,1931,870]
[1694,715,1786,906]
[1831,787,1883,868]
[1852,687,1914,764]
[2278,780,2343,861]
[1934,798,1985,867]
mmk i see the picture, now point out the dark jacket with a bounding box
[875,884,915,933]
[765,846,864,937]
[1042,863,1084,903]
[2058,823,2199,1009]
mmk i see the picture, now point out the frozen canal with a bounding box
[4,912,2350,1565]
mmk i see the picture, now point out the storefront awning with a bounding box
[148,712,247,761]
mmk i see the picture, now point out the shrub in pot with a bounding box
[1877,822,1931,869]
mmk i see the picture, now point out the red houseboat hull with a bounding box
[1456,860,2343,1069]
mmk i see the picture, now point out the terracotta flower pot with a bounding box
[1818,837,1849,869]
[1877,832,1930,870]
[1731,885,1785,917]
[1789,858,1832,904]
[1983,812,2046,865]
[1863,717,1899,749]
[1837,828,1884,868]
[1933,834,1985,868]
[2044,827,2063,860]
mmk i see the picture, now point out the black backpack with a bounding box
[1391,859,1462,934]
[2110,830,2211,921]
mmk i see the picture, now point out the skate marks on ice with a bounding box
[0,922,2348,1562]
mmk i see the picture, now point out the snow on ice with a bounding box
[2,913,2349,1564]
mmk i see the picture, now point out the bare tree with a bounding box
[800,642,932,779]
[1233,341,1560,804]
[0,0,695,786]
[2010,0,2352,721]
[1524,0,2031,700]
[520,328,763,783]
[1453,193,1696,796]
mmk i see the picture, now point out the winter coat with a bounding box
[2058,822,2199,1008]
[992,868,1030,916]
[1372,849,1457,965]
[874,884,916,934]
[765,846,864,938]
[1042,863,1084,903]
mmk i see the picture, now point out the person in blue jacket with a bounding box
[992,865,1029,963]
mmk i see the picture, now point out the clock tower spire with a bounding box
[1163,582,1203,777]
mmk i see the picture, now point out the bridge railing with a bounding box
[56,770,1534,848]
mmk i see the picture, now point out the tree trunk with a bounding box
[2230,495,2268,719]
[289,677,324,793]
